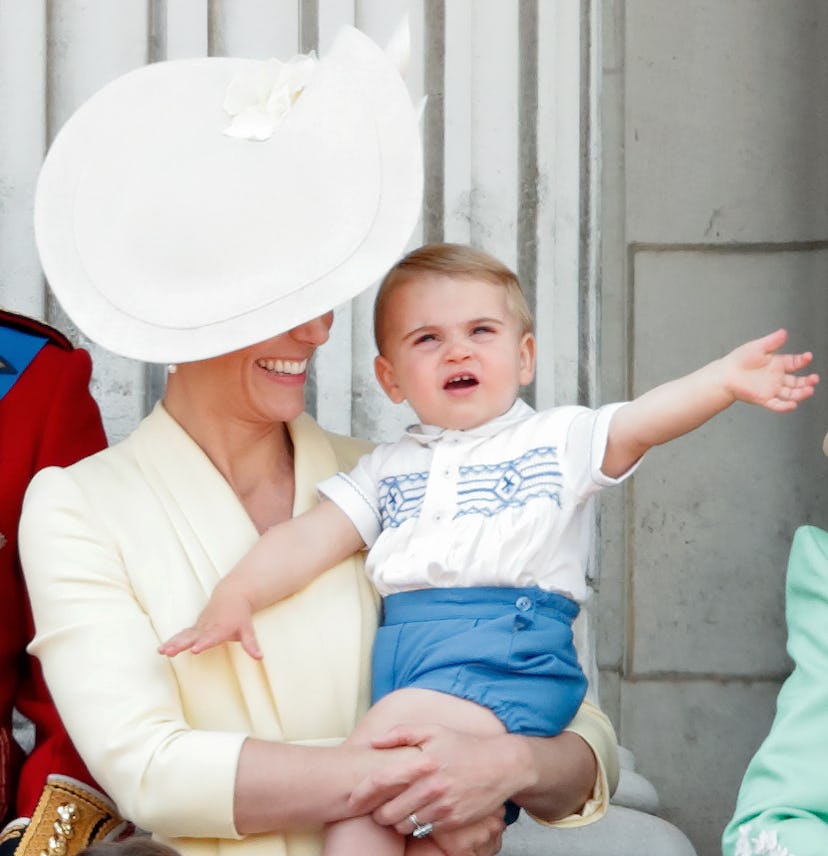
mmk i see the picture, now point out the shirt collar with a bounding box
[404,398,535,445]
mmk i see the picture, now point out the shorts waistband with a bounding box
[381,586,579,625]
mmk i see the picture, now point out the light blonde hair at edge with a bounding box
[373,243,535,354]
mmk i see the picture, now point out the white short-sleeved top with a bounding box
[318,399,640,601]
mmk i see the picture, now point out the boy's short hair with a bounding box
[373,243,534,353]
[77,839,181,856]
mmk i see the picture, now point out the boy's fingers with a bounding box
[190,630,224,653]
[760,328,788,350]
[781,373,818,397]
[240,625,263,659]
[790,373,818,389]
[792,385,816,400]
[784,351,814,371]
[158,629,197,656]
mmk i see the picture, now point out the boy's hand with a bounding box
[158,589,262,659]
[722,328,819,411]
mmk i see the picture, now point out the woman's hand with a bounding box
[349,724,533,831]
[349,727,508,856]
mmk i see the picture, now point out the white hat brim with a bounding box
[35,26,423,363]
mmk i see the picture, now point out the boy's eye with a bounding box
[472,326,495,335]
[414,333,436,344]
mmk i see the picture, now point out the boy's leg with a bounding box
[323,818,446,856]
[349,687,506,744]
[323,688,506,855]
[323,813,404,856]
[405,836,446,856]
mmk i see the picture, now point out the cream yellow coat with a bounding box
[20,404,616,856]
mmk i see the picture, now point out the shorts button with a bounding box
[515,596,532,611]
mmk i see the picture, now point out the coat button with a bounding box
[515,596,532,611]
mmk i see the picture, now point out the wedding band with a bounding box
[408,813,434,839]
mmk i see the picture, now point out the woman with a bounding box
[722,524,828,856]
[19,25,618,856]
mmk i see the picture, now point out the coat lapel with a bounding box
[253,413,371,739]
[131,404,373,741]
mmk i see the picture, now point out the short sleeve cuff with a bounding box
[318,473,383,546]
[590,402,644,487]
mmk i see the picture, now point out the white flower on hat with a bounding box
[223,53,317,141]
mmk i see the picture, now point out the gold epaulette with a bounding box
[13,777,128,856]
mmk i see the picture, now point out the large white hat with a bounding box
[34,25,423,363]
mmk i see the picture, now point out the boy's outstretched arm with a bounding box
[159,499,365,658]
[602,329,818,479]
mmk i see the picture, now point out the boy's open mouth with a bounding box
[444,374,479,390]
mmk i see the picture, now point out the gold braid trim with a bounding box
[0,819,28,851]
[15,777,126,856]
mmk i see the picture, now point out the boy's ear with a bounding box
[519,332,537,386]
[374,354,406,404]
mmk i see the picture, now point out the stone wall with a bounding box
[598,2,828,852]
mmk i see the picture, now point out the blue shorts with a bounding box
[371,586,587,737]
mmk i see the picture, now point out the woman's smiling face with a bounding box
[180,312,334,425]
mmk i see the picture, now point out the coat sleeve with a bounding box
[0,338,108,817]
[13,343,108,819]
[722,525,828,856]
[524,699,619,829]
[19,465,246,839]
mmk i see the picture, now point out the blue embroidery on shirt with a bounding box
[379,472,428,528]
[456,447,562,517]
[377,446,563,528]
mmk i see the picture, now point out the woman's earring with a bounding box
[166,364,178,375]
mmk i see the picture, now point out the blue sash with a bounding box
[0,326,48,401]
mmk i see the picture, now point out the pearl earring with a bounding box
[166,364,178,375]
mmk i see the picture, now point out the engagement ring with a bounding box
[408,813,434,839]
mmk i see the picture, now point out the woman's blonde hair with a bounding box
[373,243,534,353]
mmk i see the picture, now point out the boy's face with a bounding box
[374,274,536,430]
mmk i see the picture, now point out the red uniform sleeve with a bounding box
[0,339,107,822]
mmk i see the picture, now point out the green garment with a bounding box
[722,526,828,856]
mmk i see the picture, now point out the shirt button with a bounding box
[433,512,443,523]
[515,596,532,611]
